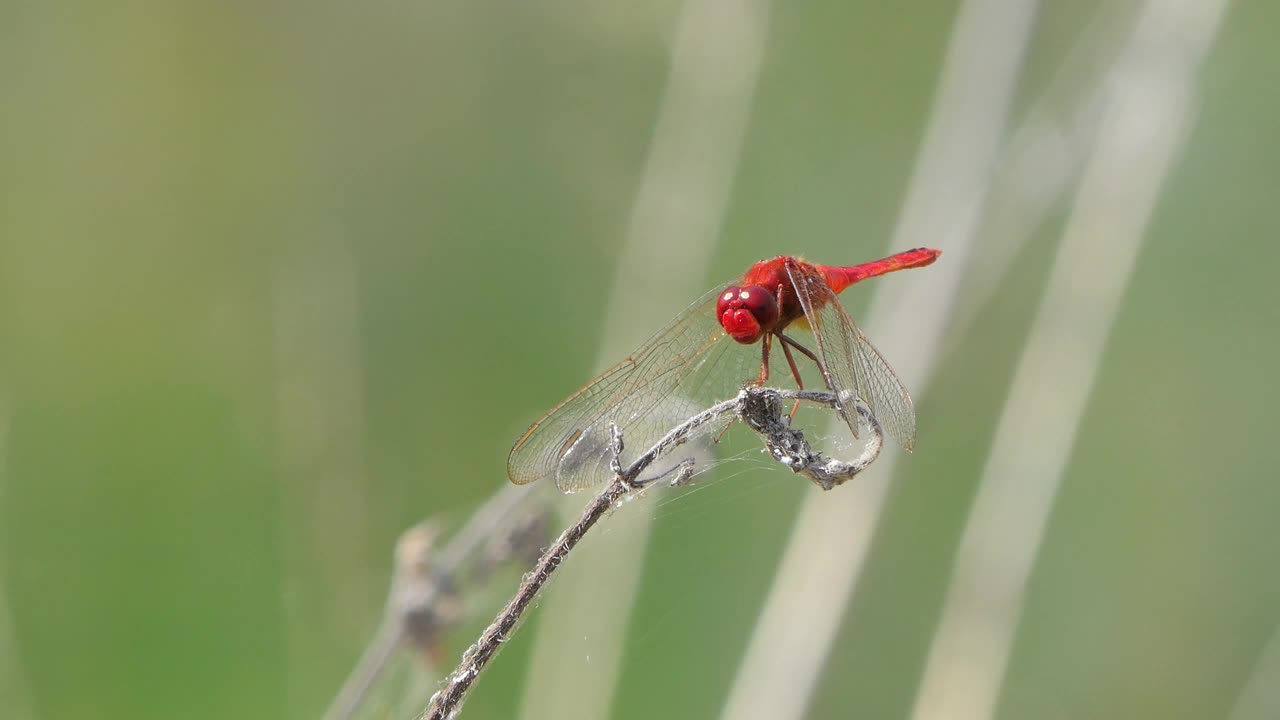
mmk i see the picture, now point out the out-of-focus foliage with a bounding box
[1,1,1277,719]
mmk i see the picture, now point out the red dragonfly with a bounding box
[508,248,941,491]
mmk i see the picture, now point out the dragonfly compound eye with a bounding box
[717,285,779,344]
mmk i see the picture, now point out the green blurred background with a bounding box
[2,1,1278,718]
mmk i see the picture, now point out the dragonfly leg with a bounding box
[752,332,773,386]
[778,333,821,418]
[777,334,805,417]
[778,332,820,366]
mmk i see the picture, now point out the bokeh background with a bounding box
[2,1,1278,719]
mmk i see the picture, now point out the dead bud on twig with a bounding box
[422,386,883,720]
[325,485,552,720]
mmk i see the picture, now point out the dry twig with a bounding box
[422,386,883,720]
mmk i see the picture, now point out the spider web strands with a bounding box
[718,1,1041,719]
[516,1,771,719]
[909,2,1231,719]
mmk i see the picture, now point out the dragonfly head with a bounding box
[717,285,780,344]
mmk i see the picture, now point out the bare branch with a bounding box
[422,387,882,720]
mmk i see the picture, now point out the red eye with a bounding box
[737,285,779,327]
[716,287,742,320]
[717,285,779,344]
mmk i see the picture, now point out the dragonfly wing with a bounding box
[507,284,760,492]
[785,260,918,451]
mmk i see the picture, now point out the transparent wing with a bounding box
[785,260,918,451]
[507,284,761,492]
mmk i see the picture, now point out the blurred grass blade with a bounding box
[516,2,771,719]
[717,1,1039,719]
[908,2,1231,719]
[274,235,373,713]
[1230,622,1280,720]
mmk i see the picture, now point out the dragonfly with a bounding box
[508,248,941,491]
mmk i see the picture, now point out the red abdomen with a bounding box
[819,247,941,294]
